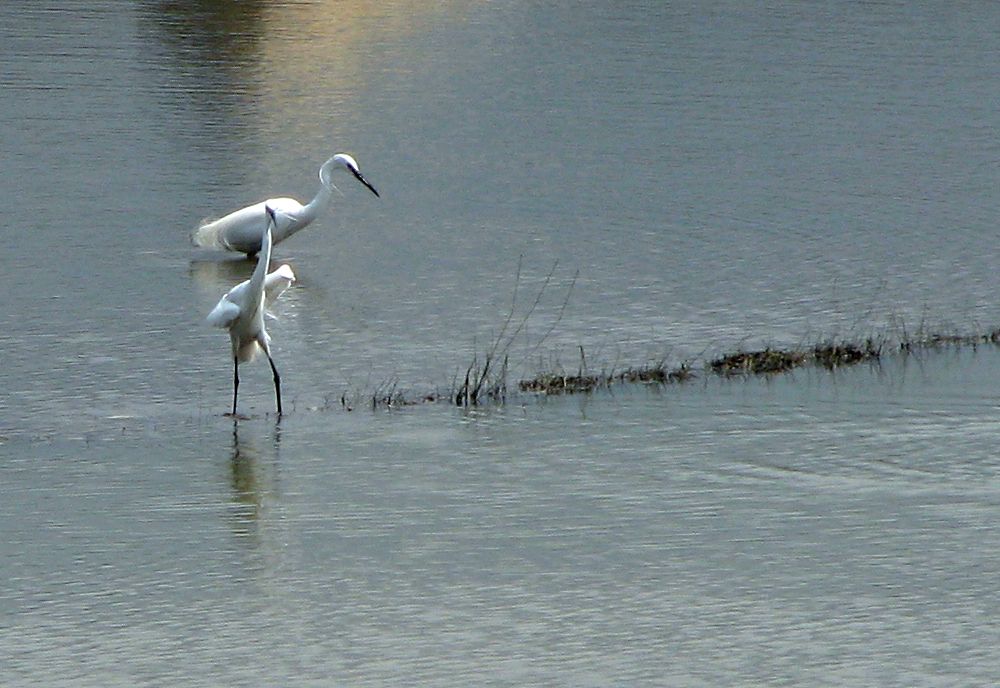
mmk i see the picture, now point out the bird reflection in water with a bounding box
[228,420,281,540]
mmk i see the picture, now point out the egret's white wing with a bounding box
[193,200,301,255]
[264,265,296,307]
[206,298,241,329]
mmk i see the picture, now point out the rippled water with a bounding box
[3,1,1000,685]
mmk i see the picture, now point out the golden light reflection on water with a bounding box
[144,0,470,154]
[253,1,471,136]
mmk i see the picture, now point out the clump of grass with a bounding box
[812,338,883,369]
[710,348,807,375]
[618,361,695,385]
[892,316,1000,354]
[368,378,409,410]
[336,377,441,411]
[709,336,887,376]
[454,353,509,406]
[518,356,696,396]
[518,372,604,395]
[899,329,1000,352]
[454,258,577,406]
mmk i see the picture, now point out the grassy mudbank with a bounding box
[335,261,1000,408]
[339,327,1000,410]
[474,326,1000,404]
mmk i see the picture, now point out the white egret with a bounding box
[207,205,296,417]
[193,153,379,256]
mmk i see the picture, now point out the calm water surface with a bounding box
[3,1,1000,685]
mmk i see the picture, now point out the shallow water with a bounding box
[5,351,1000,685]
[3,1,1000,685]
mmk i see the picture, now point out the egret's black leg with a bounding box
[266,353,282,416]
[232,356,240,416]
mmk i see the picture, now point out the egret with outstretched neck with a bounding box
[193,153,379,256]
[207,205,296,417]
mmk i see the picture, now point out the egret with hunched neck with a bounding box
[193,153,379,257]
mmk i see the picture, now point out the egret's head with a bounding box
[333,153,360,172]
[324,153,380,198]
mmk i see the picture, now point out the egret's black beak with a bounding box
[351,167,380,198]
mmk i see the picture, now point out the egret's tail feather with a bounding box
[192,218,224,249]
[236,339,260,363]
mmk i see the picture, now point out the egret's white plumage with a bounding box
[193,153,379,256]
[208,206,296,416]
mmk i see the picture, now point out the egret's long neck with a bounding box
[249,225,273,298]
[282,157,338,240]
[289,184,332,234]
